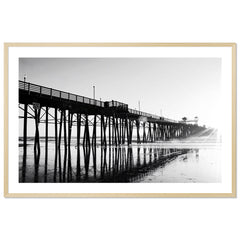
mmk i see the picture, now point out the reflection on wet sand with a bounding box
[20,144,191,183]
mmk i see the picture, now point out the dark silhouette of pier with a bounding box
[19,80,205,183]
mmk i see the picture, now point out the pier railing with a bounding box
[19,81,104,107]
[128,109,178,123]
[19,80,179,123]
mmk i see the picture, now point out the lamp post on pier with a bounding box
[23,74,27,90]
[93,85,95,100]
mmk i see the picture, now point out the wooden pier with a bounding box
[19,80,205,182]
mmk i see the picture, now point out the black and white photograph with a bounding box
[4,43,235,197]
[18,57,222,184]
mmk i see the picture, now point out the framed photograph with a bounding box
[4,43,236,198]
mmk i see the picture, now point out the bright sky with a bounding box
[19,58,221,128]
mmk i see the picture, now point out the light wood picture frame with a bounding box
[4,43,236,198]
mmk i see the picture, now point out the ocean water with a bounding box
[19,133,221,183]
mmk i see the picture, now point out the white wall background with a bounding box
[0,1,239,240]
